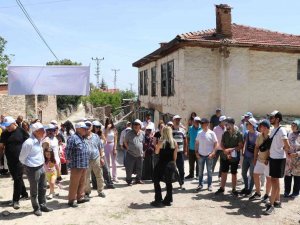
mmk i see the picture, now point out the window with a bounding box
[298,59,300,80]
[151,67,157,96]
[37,95,48,102]
[139,71,144,95]
[144,70,148,95]
[161,60,174,96]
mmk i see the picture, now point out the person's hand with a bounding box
[196,154,200,160]
[100,158,105,166]
[113,149,117,156]
[290,153,298,158]
[184,151,188,157]
[208,152,215,159]
[264,160,269,166]
[224,148,232,155]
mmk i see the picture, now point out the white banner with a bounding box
[8,66,90,95]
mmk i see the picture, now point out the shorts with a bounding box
[46,172,57,181]
[220,159,239,174]
[254,160,270,177]
[269,158,286,178]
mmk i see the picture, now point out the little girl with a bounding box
[57,134,68,175]
[43,144,60,199]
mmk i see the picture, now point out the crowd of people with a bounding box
[0,109,299,216]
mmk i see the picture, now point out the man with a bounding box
[84,121,105,198]
[172,115,187,189]
[0,116,29,209]
[19,122,53,216]
[215,118,244,196]
[120,121,132,166]
[195,118,217,192]
[142,113,155,133]
[240,117,259,196]
[210,108,222,130]
[66,122,90,207]
[212,115,226,179]
[186,116,201,179]
[124,119,145,186]
[265,111,290,215]
[16,115,23,127]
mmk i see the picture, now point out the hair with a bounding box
[92,126,103,137]
[105,118,115,129]
[157,120,165,130]
[56,133,65,143]
[189,112,197,121]
[44,148,56,164]
[63,120,75,135]
[21,120,30,132]
[161,126,175,149]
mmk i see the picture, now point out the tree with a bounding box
[0,36,12,83]
[120,89,136,100]
[46,59,82,110]
[100,77,107,90]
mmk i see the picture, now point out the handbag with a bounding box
[259,126,281,152]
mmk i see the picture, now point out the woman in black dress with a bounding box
[151,126,178,207]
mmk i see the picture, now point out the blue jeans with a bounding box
[198,155,213,187]
[242,156,254,191]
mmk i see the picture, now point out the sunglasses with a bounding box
[85,124,92,127]
[94,126,101,129]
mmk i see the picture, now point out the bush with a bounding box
[83,90,121,111]
[57,95,81,110]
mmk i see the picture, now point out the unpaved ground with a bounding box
[0,159,299,225]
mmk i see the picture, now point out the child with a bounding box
[43,145,60,199]
[57,134,68,175]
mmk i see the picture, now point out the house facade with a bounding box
[133,4,300,125]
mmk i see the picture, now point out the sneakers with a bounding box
[290,193,299,198]
[249,192,261,200]
[68,201,78,208]
[20,194,29,200]
[47,194,53,200]
[265,205,275,215]
[195,185,203,192]
[185,175,194,179]
[265,201,281,208]
[239,188,248,195]
[208,186,212,192]
[40,205,53,212]
[13,201,20,210]
[150,201,164,208]
[162,200,172,206]
[179,185,186,190]
[215,187,224,195]
[34,209,42,216]
[261,194,269,203]
[134,180,144,184]
[284,193,290,198]
[112,178,119,183]
[232,189,239,196]
[77,197,90,204]
[98,192,106,198]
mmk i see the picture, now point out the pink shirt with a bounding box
[213,125,226,150]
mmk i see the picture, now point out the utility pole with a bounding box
[111,69,120,90]
[129,83,133,92]
[91,57,104,88]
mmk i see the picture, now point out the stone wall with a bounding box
[38,95,57,124]
[0,95,26,118]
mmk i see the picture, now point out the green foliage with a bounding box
[100,78,107,90]
[46,59,82,110]
[0,36,12,83]
[120,89,136,100]
[83,89,121,111]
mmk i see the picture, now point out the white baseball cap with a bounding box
[133,119,142,126]
[75,122,88,129]
[2,116,16,127]
[31,122,44,132]
[194,116,201,121]
[92,120,102,126]
[45,124,56,130]
[248,118,258,127]
[173,115,181,120]
[167,121,174,126]
[219,116,227,122]
[50,120,58,126]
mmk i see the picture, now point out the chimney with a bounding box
[215,4,232,38]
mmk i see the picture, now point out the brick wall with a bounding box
[0,95,26,118]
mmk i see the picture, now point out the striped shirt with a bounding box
[173,127,186,152]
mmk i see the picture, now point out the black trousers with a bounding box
[7,161,28,202]
[154,181,173,203]
[188,150,198,177]
[284,175,300,195]
[176,152,184,185]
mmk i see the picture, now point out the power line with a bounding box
[111,69,120,90]
[0,0,73,9]
[91,57,104,88]
[16,0,59,60]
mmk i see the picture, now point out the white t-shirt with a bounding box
[142,121,155,133]
[196,129,217,156]
[269,126,288,159]
[49,137,60,164]
[213,125,226,150]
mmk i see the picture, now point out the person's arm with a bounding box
[0,143,4,158]
[19,140,31,165]
[183,134,188,157]
[173,141,178,162]
[221,134,234,155]
[119,130,125,147]
[155,140,162,154]
[113,130,118,156]
[124,133,129,150]
[195,138,200,159]
[283,139,290,154]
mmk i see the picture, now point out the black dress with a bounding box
[153,141,179,203]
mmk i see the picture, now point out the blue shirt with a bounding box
[19,135,44,167]
[66,133,89,168]
[85,133,103,160]
[188,125,202,150]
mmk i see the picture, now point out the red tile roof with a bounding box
[178,24,300,47]
[133,23,300,67]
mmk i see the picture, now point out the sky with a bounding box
[1,0,300,92]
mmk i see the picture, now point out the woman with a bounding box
[151,126,178,207]
[142,127,155,180]
[187,112,197,127]
[63,120,75,140]
[153,120,165,145]
[104,118,118,182]
[91,120,115,189]
[284,120,300,198]
[21,121,30,134]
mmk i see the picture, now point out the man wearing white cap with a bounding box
[142,113,155,133]
[240,117,259,196]
[120,121,132,166]
[66,122,90,207]
[172,115,187,189]
[19,122,53,216]
[0,116,30,209]
[124,119,145,185]
[212,116,227,179]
